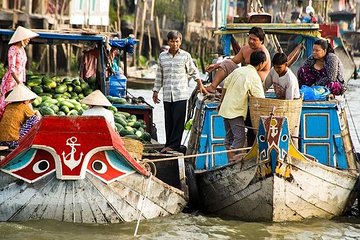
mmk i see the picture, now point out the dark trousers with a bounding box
[245,108,255,147]
[164,100,186,150]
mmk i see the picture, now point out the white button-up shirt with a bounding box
[153,49,201,102]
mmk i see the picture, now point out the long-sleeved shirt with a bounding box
[153,49,201,102]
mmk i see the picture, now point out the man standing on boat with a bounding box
[206,27,270,146]
[218,51,266,162]
[152,31,207,153]
[205,26,271,94]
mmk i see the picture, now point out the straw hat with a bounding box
[5,84,38,102]
[9,26,39,45]
[81,90,112,107]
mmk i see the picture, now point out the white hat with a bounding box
[306,6,315,14]
[81,90,112,107]
[5,84,38,102]
[9,26,39,45]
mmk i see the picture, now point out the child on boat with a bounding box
[0,84,41,149]
[218,51,266,162]
[264,52,300,100]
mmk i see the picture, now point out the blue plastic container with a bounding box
[109,73,127,98]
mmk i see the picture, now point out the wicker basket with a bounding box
[122,137,144,160]
[249,96,302,136]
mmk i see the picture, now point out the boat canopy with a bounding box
[214,23,321,38]
[0,29,137,51]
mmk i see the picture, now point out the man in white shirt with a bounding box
[264,52,300,100]
[152,31,207,153]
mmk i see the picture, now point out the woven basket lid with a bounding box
[5,84,38,102]
[9,26,39,45]
[81,90,112,107]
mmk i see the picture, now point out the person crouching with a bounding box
[0,84,41,149]
[81,90,116,130]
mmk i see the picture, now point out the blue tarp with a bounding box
[0,29,137,52]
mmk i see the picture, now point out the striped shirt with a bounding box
[153,49,201,102]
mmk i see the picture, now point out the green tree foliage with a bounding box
[155,0,184,22]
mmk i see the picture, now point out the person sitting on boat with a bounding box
[152,30,207,153]
[297,39,345,95]
[0,84,41,149]
[81,90,116,129]
[205,26,271,94]
[218,51,266,162]
[264,52,300,100]
[302,6,317,23]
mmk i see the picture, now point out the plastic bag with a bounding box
[300,85,330,101]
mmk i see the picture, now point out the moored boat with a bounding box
[126,66,156,89]
[187,94,360,221]
[0,116,187,223]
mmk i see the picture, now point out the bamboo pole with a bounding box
[154,16,162,52]
[116,0,121,34]
[147,25,152,60]
[132,1,139,66]
[137,0,147,66]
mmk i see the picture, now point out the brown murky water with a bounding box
[1,79,360,240]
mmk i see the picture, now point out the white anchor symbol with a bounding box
[62,137,84,170]
[270,124,278,138]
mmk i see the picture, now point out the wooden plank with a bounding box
[3,174,54,221]
[63,181,75,222]
[87,174,137,222]
[40,178,65,221]
[81,177,108,223]
[28,176,61,220]
[75,180,96,224]
[72,181,84,223]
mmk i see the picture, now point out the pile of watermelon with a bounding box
[106,96,151,142]
[26,74,94,116]
[25,73,152,142]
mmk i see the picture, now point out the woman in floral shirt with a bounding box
[297,39,345,95]
[0,26,38,118]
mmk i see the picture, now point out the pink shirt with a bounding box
[0,45,27,117]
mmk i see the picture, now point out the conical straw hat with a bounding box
[5,84,38,102]
[9,26,39,45]
[81,90,112,107]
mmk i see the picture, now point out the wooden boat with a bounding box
[0,116,187,223]
[187,95,360,221]
[196,112,359,221]
[126,66,156,89]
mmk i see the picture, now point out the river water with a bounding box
[1,79,360,239]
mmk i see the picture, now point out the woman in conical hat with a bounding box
[0,84,41,149]
[81,90,116,129]
[0,26,39,118]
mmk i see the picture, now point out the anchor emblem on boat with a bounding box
[62,136,84,170]
[269,119,278,138]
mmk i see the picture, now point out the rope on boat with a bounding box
[134,172,153,236]
[144,147,252,163]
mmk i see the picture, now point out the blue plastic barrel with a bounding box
[109,73,127,97]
